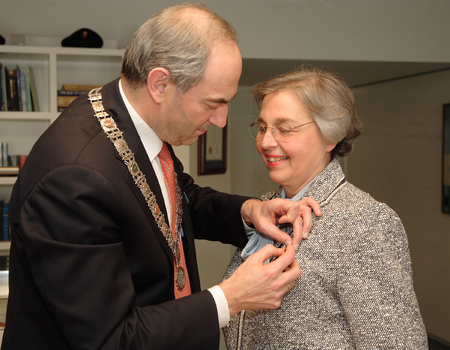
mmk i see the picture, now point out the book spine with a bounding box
[25,72,32,111]
[2,201,9,242]
[6,67,19,111]
[19,68,28,112]
[0,63,4,111]
[27,66,39,112]
[2,65,6,111]
[19,155,27,170]
[1,143,8,167]
[0,201,3,241]
[57,90,88,96]
[0,255,9,271]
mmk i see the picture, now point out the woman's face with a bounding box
[256,89,335,198]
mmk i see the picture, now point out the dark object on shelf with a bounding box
[61,28,103,48]
[0,35,5,45]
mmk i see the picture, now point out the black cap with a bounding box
[61,28,103,48]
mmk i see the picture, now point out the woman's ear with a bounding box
[326,143,337,153]
[147,68,170,104]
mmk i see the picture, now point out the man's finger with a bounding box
[266,243,300,278]
[302,197,322,217]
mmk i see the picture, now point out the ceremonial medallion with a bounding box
[176,266,185,290]
[88,87,188,295]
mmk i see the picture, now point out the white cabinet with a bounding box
[0,44,125,237]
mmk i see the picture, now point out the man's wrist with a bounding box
[240,198,260,226]
[207,285,230,328]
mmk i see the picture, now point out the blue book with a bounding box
[0,63,6,111]
[2,201,9,241]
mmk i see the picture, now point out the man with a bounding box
[2,3,319,350]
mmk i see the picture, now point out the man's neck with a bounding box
[121,78,155,128]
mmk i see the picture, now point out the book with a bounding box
[8,154,26,169]
[0,63,5,111]
[57,94,79,109]
[61,84,101,91]
[27,66,39,112]
[0,255,9,271]
[2,201,9,241]
[19,67,28,111]
[0,201,2,241]
[57,84,100,110]
[5,67,19,111]
[0,167,19,176]
[0,143,8,167]
[25,69,32,111]
[57,89,90,96]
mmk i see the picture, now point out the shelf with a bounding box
[0,242,10,255]
[0,177,16,186]
[0,45,124,58]
[0,45,125,258]
[0,112,53,122]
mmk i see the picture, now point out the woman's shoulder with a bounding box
[327,181,404,233]
[260,188,281,201]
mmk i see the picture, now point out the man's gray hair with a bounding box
[121,2,237,93]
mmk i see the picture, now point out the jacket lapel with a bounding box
[99,79,173,262]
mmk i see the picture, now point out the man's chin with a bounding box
[179,134,201,146]
[181,138,199,146]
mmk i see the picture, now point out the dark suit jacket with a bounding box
[1,79,249,350]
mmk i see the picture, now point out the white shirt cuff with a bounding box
[208,285,230,328]
[242,217,255,236]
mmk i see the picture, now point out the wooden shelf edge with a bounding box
[0,177,17,186]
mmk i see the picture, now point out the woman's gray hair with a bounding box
[251,67,362,158]
[121,2,237,93]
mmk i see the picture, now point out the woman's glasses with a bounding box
[247,121,315,141]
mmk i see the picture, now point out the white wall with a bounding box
[2,0,450,63]
[347,70,450,342]
[2,0,450,345]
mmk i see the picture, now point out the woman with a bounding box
[222,68,427,349]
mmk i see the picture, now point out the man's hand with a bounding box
[241,197,321,250]
[219,243,300,316]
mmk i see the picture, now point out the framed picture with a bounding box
[198,124,227,175]
[443,104,450,213]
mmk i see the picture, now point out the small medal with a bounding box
[176,266,186,290]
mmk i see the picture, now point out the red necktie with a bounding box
[158,142,191,298]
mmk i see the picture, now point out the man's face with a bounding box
[158,41,242,146]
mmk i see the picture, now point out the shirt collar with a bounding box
[281,174,319,201]
[118,79,163,162]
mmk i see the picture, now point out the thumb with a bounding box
[247,243,282,264]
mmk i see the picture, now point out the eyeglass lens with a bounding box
[249,122,292,141]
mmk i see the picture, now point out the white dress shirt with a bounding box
[118,80,230,327]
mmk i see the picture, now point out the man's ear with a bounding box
[147,68,170,104]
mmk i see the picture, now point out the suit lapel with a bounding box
[99,79,173,262]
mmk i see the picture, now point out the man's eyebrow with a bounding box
[206,92,238,104]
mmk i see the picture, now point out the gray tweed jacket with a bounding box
[223,159,427,350]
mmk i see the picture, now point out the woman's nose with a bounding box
[259,128,278,148]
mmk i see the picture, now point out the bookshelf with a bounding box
[0,45,125,254]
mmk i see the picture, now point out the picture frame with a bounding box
[442,104,450,213]
[198,124,227,175]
